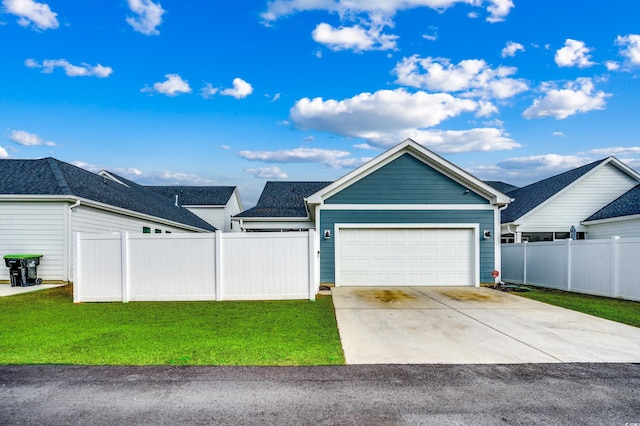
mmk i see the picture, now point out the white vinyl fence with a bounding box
[74,230,317,302]
[502,237,640,301]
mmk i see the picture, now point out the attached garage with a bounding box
[336,225,477,286]
[304,139,511,287]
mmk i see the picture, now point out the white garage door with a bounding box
[337,228,474,286]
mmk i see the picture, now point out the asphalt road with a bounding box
[1,364,638,425]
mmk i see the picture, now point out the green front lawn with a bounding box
[516,287,640,328]
[0,285,345,366]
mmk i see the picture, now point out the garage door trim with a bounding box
[334,223,480,287]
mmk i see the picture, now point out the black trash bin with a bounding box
[4,255,43,287]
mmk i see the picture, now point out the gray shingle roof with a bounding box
[0,157,216,231]
[584,184,640,222]
[146,186,236,206]
[483,181,519,194]
[235,181,332,218]
[501,158,606,224]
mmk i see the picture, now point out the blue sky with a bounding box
[2,0,640,206]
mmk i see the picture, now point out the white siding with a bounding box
[71,205,193,235]
[185,206,226,231]
[518,164,637,233]
[586,218,640,239]
[0,201,67,281]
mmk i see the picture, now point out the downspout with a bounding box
[496,204,508,285]
[67,200,81,282]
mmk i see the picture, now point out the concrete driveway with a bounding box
[332,286,640,364]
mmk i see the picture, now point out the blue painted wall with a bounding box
[319,209,495,284]
[325,153,487,205]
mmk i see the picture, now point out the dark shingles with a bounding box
[483,181,519,194]
[501,158,606,224]
[235,181,332,218]
[145,186,236,206]
[0,158,216,231]
[584,184,640,221]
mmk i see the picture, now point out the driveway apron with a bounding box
[331,286,640,364]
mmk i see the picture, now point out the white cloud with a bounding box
[26,59,113,78]
[291,88,478,137]
[555,39,595,68]
[126,0,165,36]
[261,0,514,24]
[200,83,219,99]
[8,129,55,146]
[2,0,58,30]
[311,21,397,51]
[486,0,513,23]
[289,88,519,152]
[245,166,288,179]
[142,74,191,96]
[271,93,281,102]
[0,146,8,158]
[501,41,524,58]
[605,61,620,71]
[523,78,610,120]
[422,33,437,41]
[238,147,371,169]
[221,78,253,99]
[393,55,528,99]
[552,131,567,137]
[615,34,640,65]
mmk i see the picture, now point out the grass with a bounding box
[516,286,640,328]
[0,285,345,366]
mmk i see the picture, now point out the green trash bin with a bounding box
[3,254,43,287]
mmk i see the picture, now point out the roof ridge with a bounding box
[46,157,73,195]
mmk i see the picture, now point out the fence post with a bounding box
[567,239,572,291]
[73,232,80,303]
[215,230,222,301]
[523,241,527,285]
[121,231,129,303]
[308,229,316,301]
[612,236,620,298]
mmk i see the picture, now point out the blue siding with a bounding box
[326,153,487,205]
[319,209,495,284]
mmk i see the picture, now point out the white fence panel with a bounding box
[618,237,640,301]
[526,241,568,289]
[570,239,613,296]
[501,237,640,301]
[221,232,313,300]
[74,233,123,302]
[127,233,216,301]
[74,230,316,302]
[500,244,524,283]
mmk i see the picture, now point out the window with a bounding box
[501,234,515,244]
[165,230,171,234]
[155,229,162,234]
[522,232,553,242]
[554,232,570,240]
[143,227,151,234]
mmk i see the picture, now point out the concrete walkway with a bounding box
[332,286,640,364]
[0,283,65,297]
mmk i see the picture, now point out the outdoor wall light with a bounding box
[324,230,331,239]
[483,230,492,239]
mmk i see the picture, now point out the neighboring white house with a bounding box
[146,186,243,232]
[0,158,216,283]
[501,157,640,243]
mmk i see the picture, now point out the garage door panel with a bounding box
[338,228,474,286]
